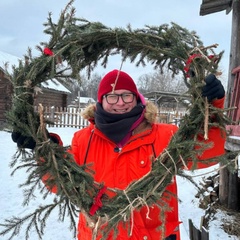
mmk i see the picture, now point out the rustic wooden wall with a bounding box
[0,69,68,127]
[34,88,68,108]
[0,73,13,126]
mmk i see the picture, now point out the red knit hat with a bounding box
[97,69,139,103]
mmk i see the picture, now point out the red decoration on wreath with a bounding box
[89,186,107,216]
[184,54,218,78]
[43,47,54,56]
[208,54,218,63]
[183,54,201,78]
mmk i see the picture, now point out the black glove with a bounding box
[202,74,225,102]
[12,131,61,149]
[12,132,36,149]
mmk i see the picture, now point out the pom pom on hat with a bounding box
[97,69,139,103]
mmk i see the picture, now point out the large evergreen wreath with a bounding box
[0,1,231,239]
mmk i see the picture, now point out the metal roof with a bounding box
[143,91,190,107]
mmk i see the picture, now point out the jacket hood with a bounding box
[81,101,158,124]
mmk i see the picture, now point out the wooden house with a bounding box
[0,51,19,127]
[36,79,71,108]
[0,51,71,127]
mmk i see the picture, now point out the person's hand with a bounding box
[202,74,225,102]
[12,131,36,149]
[12,131,62,149]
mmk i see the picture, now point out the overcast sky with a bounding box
[0,0,232,82]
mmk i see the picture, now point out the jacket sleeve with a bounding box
[187,97,226,169]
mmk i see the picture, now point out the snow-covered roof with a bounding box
[41,79,71,93]
[0,50,70,94]
[0,50,21,74]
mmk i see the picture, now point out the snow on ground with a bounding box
[0,128,238,240]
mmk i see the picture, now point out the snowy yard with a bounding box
[0,128,238,240]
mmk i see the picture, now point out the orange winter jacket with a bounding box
[67,98,225,240]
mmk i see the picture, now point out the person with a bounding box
[12,69,226,240]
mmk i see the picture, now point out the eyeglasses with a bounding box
[103,93,136,104]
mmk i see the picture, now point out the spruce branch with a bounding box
[2,1,232,239]
[0,197,77,240]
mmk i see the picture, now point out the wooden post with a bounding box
[228,170,239,210]
[219,162,229,206]
[50,106,55,126]
[224,0,240,211]
[220,149,240,210]
[225,0,240,108]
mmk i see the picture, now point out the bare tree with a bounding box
[137,69,187,94]
[65,72,102,105]
[78,73,101,100]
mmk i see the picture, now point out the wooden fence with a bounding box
[35,106,181,129]
[188,219,209,240]
[35,106,89,129]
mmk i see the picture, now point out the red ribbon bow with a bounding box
[43,47,54,56]
[89,186,107,216]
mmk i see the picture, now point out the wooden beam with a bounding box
[226,0,240,108]
[200,0,232,16]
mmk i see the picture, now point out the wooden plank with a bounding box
[188,218,209,240]
[226,0,240,108]
[232,66,240,74]
[231,74,240,121]
[235,74,240,121]
[201,226,209,240]
[188,219,194,240]
[219,164,229,205]
[193,226,201,240]
[200,0,232,15]
[228,171,239,210]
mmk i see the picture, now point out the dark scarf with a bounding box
[94,102,145,143]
